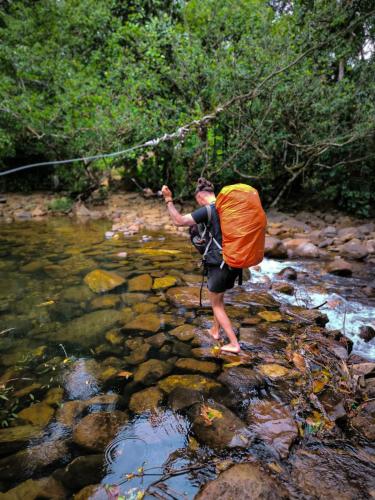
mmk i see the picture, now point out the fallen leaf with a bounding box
[293,352,306,372]
[200,405,223,425]
[117,371,133,379]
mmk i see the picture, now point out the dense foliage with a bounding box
[0,0,374,215]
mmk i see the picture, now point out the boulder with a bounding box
[218,367,263,396]
[168,388,203,411]
[351,401,375,440]
[127,274,153,292]
[158,375,221,395]
[56,401,87,427]
[196,462,288,499]
[169,324,197,342]
[133,359,172,385]
[84,269,125,293]
[246,401,298,458]
[190,401,250,449]
[326,258,353,276]
[175,358,219,375]
[129,387,164,413]
[338,240,368,260]
[277,267,297,280]
[264,236,287,258]
[17,402,55,427]
[359,325,375,343]
[54,309,123,346]
[123,313,161,333]
[59,454,105,491]
[0,476,67,500]
[73,411,128,452]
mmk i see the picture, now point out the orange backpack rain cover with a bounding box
[216,184,267,268]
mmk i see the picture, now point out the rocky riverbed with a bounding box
[0,193,374,499]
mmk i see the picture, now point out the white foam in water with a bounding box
[249,259,375,360]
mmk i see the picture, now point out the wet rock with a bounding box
[90,295,120,310]
[123,313,161,333]
[60,285,95,303]
[84,269,125,293]
[134,359,172,385]
[319,391,347,422]
[127,274,153,292]
[233,290,279,309]
[175,358,219,375]
[73,484,107,500]
[246,401,298,458]
[146,332,167,348]
[43,387,65,407]
[14,383,43,399]
[322,225,337,237]
[129,387,164,413]
[190,402,249,450]
[264,236,287,258]
[326,258,353,276]
[85,394,123,409]
[272,282,294,295]
[258,363,290,379]
[158,375,221,395]
[0,476,67,500]
[218,367,263,396]
[56,401,87,427]
[54,309,123,346]
[359,325,375,343]
[59,454,105,492]
[132,302,157,314]
[196,462,288,499]
[338,239,368,260]
[171,340,192,357]
[105,329,124,345]
[351,401,375,440]
[0,425,43,456]
[120,292,148,304]
[168,388,203,411]
[124,343,151,365]
[0,439,69,481]
[284,238,319,258]
[166,286,210,308]
[152,275,177,289]
[169,324,197,342]
[277,266,297,280]
[73,411,128,452]
[17,402,55,427]
[284,305,329,326]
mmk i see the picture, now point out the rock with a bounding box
[172,340,192,357]
[0,439,69,481]
[73,411,128,452]
[84,269,125,293]
[272,282,294,295]
[54,309,123,346]
[56,401,87,427]
[359,325,375,342]
[73,484,107,500]
[105,329,124,345]
[133,359,172,385]
[168,388,203,411]
[246,401,298,458]
[120,292,148,304]
[152,276,177,289]
[326,258,353,276]
[258,364,290,379]
[158,375,221,395]
[74,202,91,217]
[351,401,375,440]
[14,383,43,398]
[31,206,47,217]
[43,387,64,407]
[190,401,249,449]
[175,358,219,375]
[277,266,297,280]
[124,343,151,365]
[233,290,279,309]
[85,394,123,409]
[284,238,320,258]
[132,302,157,314]
[17,402,55,427]
[258,310,283,322]
[196,462,288,499]
[350,362,375,377]
[169,324,197,342]
[59,454,105,491]
[127,274,153,292]
[129,387,164,413]
[90,295,120,310]
[123,313,161,333]
[322,225,337,237]
[146,332,167,348]
[338,240,368,260]
[0,425,44,456]
[59,285,95,303]
[264,236,287,258]
[284,305,329,326]
[0,477,67,500]
[166,286,210,308]
[218,367,263,396]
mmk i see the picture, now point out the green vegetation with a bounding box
[0,1,374,215]
[48,196,73,213]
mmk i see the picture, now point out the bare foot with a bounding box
[220,343,241,354]
[208,326,220,340]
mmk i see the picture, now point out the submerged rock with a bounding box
[152,275,177,289]
[175,358,219,375]
[129,387,164,413]
[168,388,203,411]
[73,411,128,452]
[56,401,87,427]
[90,294,121,310]
[124,343,151,365]
[133,359,172,385]
[60,285,95,303]
[169,324,197,342]
[84,269,125,293]
[166,286,210,308]
[73,484,107,500]
[127,274,153,292]
[158,375,221,395]
[123,313,161,333]
[247,400,298,458]
[59,454,105,492]
[0,476,67,500]
[190,401,250,449]
[17,402,55,427]
[0,425,43,456]
[146,332,167,348]
[196,462,288,499]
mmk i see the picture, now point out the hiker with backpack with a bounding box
[161,178,267,354]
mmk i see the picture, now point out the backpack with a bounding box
[189,204,223,266]
[215,183,267,268]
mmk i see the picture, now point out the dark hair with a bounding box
[195,177,214,195]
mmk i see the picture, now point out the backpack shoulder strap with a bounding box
[206,204,212,224]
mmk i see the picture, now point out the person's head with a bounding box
[194,177,215,206]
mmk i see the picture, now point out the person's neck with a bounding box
[205,194,216,204]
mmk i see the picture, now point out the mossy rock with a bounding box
[123,313,161,333]
[152,276,177,290]
[84,269,125,293]
[17,402,55,427]
[127,274,153,292]
[158,375,221,395]
[175,358,220,375]
[169,324,197,342]
[129,387,164,413]
[134,359,172,385]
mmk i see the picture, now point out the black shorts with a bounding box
[207,265,241,293]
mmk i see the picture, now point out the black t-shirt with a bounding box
[191,204,223,265]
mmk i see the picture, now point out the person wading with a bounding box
[161,178,242,353]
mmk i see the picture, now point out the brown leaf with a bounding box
[293,352,306,372]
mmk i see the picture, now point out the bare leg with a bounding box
[208,313,220,340]
[209,291,241,353]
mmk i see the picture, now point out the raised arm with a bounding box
[161,185,195,227]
